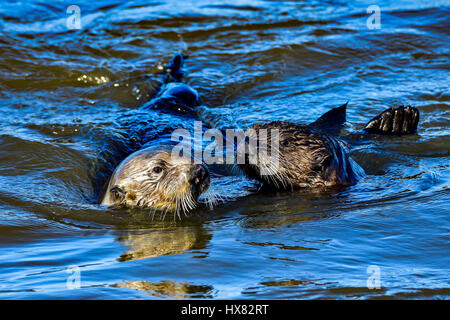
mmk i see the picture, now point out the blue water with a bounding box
[0,0,448,299]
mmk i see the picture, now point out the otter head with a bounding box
[239,121,361,190]
[101,149,210,213]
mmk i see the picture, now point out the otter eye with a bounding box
[153,166,163,174]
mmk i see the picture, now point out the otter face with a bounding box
[101,149,210,214]
[240,121,361,190]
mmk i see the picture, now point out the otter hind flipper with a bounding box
[364,105,419,135]
[309,101,348,130]
[163,53,187,82]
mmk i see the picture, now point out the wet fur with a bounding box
[239,105,419,190]
[240,121,363,190]
[101,150,210,218]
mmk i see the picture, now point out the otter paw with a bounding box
[364,105,419,135]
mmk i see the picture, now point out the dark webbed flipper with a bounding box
[364,105,419,135]
[308,101,348,131]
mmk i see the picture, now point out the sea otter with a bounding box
[238,103,420,190]
[101,149,209,211]
[99,54,211,215]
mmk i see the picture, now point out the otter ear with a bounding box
[110,185,126,202]
[309,101,347,131]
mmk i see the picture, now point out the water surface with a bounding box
[0,0,449,299]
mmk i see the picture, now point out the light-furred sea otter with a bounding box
[99,54,211,216]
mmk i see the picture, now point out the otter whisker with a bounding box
[257,153,292,190]
[176,197,181,221]
[203,190,219,210]
[151,207,158,221]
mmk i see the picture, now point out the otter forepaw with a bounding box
[364,105,419,135]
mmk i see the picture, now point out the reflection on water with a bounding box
[117,225,212,261]
[0,0,449,299]
[114,280,214,298]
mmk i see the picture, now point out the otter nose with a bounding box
[191,164,210,188]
